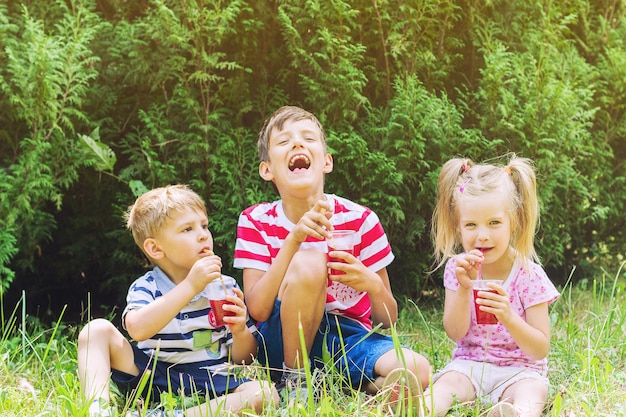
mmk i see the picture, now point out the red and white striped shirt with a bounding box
[233,194,394,330]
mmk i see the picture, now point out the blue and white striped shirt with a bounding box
[122,266,257,367]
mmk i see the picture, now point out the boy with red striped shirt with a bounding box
[233,106,431,407]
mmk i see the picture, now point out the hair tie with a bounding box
[461,164,470,173]
[459,177,471,193]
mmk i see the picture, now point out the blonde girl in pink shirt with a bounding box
[424,155,560,417]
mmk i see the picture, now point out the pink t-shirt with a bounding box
[234,194,394,330]
[444,257,560,375]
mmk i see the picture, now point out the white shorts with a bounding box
[427,359,549,404]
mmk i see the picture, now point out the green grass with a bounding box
[1,264,626,416]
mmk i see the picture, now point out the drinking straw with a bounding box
[325,196,336,250]
[204,249,228,297]
[219,276,228,298]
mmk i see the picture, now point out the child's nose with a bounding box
[292,135,305,147]
[477,229,489,241]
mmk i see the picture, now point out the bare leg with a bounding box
[183,380,279,417]
[369,347,432,393]
[422,370,476,417]
[277,249,327,369]
[77,318,139,403]
[500,378,548,417]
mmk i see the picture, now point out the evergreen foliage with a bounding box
[0,0,624,318]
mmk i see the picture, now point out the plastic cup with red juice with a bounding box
[208,297,235,327]
[327,230,356,277]
[472,280,503,324]
[207,270,235,328]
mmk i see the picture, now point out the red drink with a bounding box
[473,288,499,324]
[208,299,235,327]
[327,230,356,278]
[327,248,355,275]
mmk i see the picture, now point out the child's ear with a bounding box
[323,153,333,174]
[259,161,274,181]
[143,238,164,260]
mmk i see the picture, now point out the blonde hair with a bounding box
[257,105,326,162]
[125,184,207,249]
[431,154,539,271]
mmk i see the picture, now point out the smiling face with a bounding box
[457,191,514,276]
[259,117,333,199]
[144,207,213,282]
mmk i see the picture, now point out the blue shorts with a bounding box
[256,298,395,388]
[111,344,249,400]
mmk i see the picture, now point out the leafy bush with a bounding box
[0,0,102,294]
[1,0,625,318]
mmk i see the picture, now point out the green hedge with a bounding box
[1,0,624,319]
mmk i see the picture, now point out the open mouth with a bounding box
[288,154,311,171]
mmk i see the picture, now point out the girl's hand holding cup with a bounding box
[472,280,504,324]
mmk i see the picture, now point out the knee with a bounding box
[508,380,548,414]
[404,350,432,389]
[286,250,327,290]
[377,349,432,389]
[517,379,548,402]
[265,382,280,409]
[244,380,279,411]
[536,382,548,400]
[78,318,116,348]
[441,370,469,387]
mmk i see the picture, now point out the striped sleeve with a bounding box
[357,209,394,272]
[121,272,159,330]
[234,202,290,271]
[233,205,272,271]
[334,197,394,272]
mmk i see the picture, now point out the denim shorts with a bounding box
[256,298,395,388]
[111,344,249,400]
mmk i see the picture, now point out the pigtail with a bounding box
[506,156,540,267]
[431,158,473,270]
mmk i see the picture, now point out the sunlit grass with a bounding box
[1,264,625,416]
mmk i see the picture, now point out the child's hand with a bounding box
[474,281,511,322]
[327,253,386,295]
[454,249,484,289]
[186,253,223,293]
[291,199,333,243]
[222,287,247,334]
